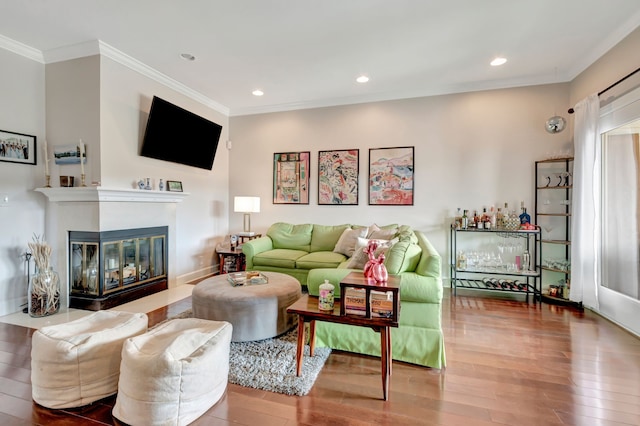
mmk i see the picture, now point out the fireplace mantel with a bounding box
[35,187,189,203]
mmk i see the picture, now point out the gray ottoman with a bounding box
[192,271,301,342]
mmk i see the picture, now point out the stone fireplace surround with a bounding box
[35,187,188,310]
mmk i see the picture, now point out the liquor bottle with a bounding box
[453,207,462,229]
[496,207,503,229]
[472,210,480,229]
[490,206,497,228]
[461,210,469,229]
[519,201,531,225]
[481,207,491,230]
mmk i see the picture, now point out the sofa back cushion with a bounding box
[267,223,313,251]
[311,224,350,252]
[384,241,422,275]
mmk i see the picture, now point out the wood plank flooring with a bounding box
[1,289,639,425]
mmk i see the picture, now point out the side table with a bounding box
[217,247,245,275]
[286,283,400,400]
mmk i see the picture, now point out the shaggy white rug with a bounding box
[164,309,331,396]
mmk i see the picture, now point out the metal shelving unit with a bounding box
[450,228,542,303]
[534,158,581,307]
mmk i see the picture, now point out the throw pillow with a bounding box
[333,227,368,257]
[367,223,398,240]
[346,237,398,270]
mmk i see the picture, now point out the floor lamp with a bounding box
[234,196,260,236]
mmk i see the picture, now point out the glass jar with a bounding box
[28,267,61,317]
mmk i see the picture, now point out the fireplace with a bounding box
[35,187,188,311]
[69,226,168,310]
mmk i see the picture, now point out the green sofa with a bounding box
[241,222,445,368]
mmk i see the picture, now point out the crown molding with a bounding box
[0,35,229,117]
[97,41,229,115]
[0,34,43,63]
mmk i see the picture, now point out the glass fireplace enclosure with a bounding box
[69,226,168,310]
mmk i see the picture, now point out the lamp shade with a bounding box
[234,196,260,213]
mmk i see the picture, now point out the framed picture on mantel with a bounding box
[0,129,36,166]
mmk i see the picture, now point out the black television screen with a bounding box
[141,96,222,170]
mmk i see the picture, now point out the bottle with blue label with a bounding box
[519,201,531,225]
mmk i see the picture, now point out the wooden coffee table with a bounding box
[286,275,400,400]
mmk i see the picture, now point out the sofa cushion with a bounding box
[367,223,399,240]
[333,227,368,257]
[253,249,308,269]
[385,240,422,275]
[310,224,350,252]
[346,238,397,269]
[296,251,347,269]
[267,223,313,251]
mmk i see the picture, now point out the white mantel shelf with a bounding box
[35,187,190,203]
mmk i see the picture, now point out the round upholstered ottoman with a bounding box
[192,271,301,342]
[31,310,148,409]
[112,318,232,426]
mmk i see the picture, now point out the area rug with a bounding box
[160,309,331,396]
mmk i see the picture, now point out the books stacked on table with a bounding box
[343,287,366,316]
[370,290,394,318]
[227,271,268,286]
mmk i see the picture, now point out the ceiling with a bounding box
[1,1,639,116]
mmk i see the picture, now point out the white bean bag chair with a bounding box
[31,310,149,409]
[112,318,232,426]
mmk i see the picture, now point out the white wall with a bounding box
[229,84,573,275]
[0,49,46,316]
[99,56,230,283]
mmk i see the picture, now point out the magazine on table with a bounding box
[227,271,269,286]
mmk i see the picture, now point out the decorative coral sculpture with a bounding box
[363,240,388,283]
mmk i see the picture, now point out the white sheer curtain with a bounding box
[570,94,600,307]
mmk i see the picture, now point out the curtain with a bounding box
[570,94,600,307]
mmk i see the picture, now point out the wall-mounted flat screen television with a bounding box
[140,96,222,170]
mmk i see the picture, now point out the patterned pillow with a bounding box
[346,237,398,269]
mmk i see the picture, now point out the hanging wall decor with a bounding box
[273,151,310,204]
[0,129,36,165]
[318,149,359,205]
[368,146,414,206]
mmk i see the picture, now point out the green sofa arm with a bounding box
[241,237,273,269]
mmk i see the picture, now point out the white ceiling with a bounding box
[1,0,639,116]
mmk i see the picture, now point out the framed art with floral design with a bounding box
[368,146,414,205]
[273,151,310,204]
[318,149,359,205]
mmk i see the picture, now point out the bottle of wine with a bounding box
[490,205,497,228]
[519,201,531,225]
[496,207,503,229]
[472,210,480,229]
[462,209,469,229]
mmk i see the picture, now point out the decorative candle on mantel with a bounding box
[79,139,85,176]
[43,139,49,175]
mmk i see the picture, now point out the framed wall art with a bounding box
[0,129,36,165]
[167,180,183,192]
[273,152,310,204]
[53,143,86,165]
[368,146,414,205]
[318,149,359,205]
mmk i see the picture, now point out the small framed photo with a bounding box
[167,180,183,192]
[0,129,37,165]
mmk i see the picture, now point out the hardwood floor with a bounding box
[1,289,639,425]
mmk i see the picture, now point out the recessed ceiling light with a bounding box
[180,53,196,61]
[356,75,369,83]
[252,89,264,96]
[490,57,507,66]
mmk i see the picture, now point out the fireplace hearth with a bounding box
[69,226,168,310]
